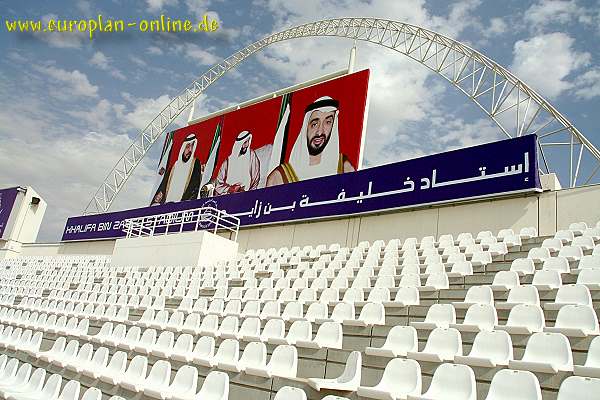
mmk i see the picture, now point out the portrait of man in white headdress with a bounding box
[266,96,354,186]
[214,130,261,195]
[153,133,204,203]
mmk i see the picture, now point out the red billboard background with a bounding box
[150,69,370,205]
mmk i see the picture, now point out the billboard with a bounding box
[149,69,370,205]
[0,187,19,240]
[63,135,541,241]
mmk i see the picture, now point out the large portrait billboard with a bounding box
[149,69,370,205]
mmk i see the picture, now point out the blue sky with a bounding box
[1,0,599,241]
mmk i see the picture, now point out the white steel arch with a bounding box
[84,17,600,214]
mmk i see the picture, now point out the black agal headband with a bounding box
[305,98,339,113]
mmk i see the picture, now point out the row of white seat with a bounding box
[0,355,122,400]
[0,353,225,400]
[315,353,598,400]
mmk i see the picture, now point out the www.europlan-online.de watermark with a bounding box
[5,14,219,39]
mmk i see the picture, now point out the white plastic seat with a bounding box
[260,318,285,342]
[577,269,600,289]
[221,341,266,373]
[273,386,306,400]
[495,286,540,310]
[407,363,476,400]
[115,355,147,388]
[483,369,541,400]
[365,326,418,357]
[510,258,535,276]
[544,304,600,337]
[450,304,498,332]
[300,302,328,322]
[508,332,573,373]
[576,255,600,273]
[317,302,354,324]
[407,327,462,362]
[454,330,513,367]
[118,326,141,351]
[260,300,280,319]
[357,358,421,400]
[271,320,312,345]
[557,376,600,400]
[389,287,419,307]
[130,359,171,395]
[134,328,157,354]
[78,346,109,378]
[542,238,563,252]
[296,321,343,349]
[448,261,473,277]
[93,351,128,382]
[555,230,575,244]
[0,366,46,399]
[193,371,228,400]
[490,271,520,291]
[217,316,239,339]
[527,247,550,263]
[199,314,219,336]
[6,373,65,400]
[281,301,304,321]
[245,344,298,378]
[495,304,545,334]
[410,304,456,330]
[471,251,493,266]
[531,270,562,290]
[213,339,239,369]
[545,284,593,310]
[149,364,198,400]
[52,339,80,368]
[191,336,215,366]
[307,351,361,391]
[559,245,584,262]
[573,335,600,378]
[149,330,175,358]
[237,317,261,341]
[168,333,194,363]
[453,286,493,309]
[542,257,570,274]
[344,302,385,326]
[420,273,448,291]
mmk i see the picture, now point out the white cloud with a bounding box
[146,0,178,13]
[35,14,87,49]
[89,51,126,80]
[147,46,164,55]
[33,65,99,98]
[573,67,600,100]
[524,0,592,30]
[511,32,590,99]
[488,17,507,36]
[89,51,110,69]
[175,43,220,65]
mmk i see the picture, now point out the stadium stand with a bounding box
[1,222,600,400]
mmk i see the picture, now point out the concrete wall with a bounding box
[111,230,238,267]
[16,183,600,256]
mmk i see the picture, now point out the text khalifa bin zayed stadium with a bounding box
[62,135,541,241]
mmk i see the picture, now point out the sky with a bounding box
[1,0,599,242]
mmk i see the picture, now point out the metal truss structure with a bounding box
[84,17,600,214]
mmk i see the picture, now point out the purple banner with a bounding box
[63,136,541,241]
[0,187,19,240]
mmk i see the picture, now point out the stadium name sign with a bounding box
[63,136,541,241]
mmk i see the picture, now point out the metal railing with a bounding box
[121,206,240,241]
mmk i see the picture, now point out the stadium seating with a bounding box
[0,223,599,399]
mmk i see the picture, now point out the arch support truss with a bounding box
[84,18,600,214]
